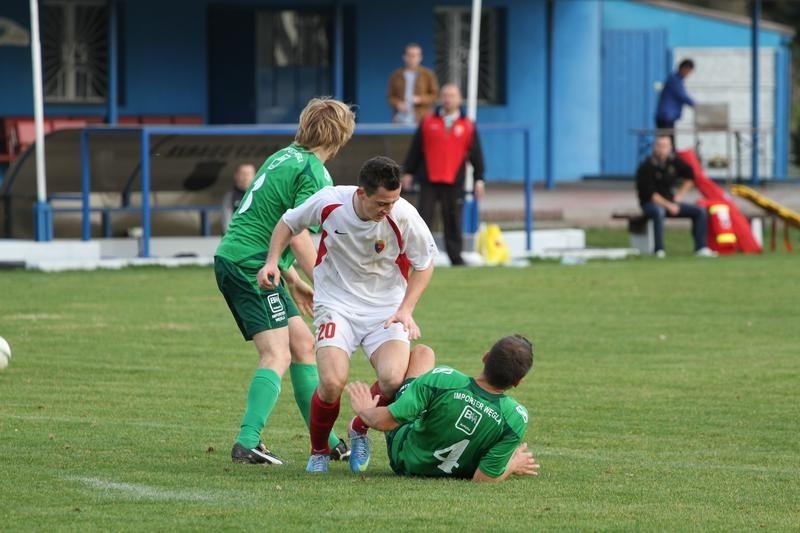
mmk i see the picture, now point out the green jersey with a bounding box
[387,366,529,479]
[215,144,332,271]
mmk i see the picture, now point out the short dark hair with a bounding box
[358,156,402,195]
[483,335,534,389]
[678,59,694,71]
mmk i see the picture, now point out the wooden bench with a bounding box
[613,209,765,254]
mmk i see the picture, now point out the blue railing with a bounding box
[77,123,533,257]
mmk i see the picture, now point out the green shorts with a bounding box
[214,256,299,340]
[385,377,417,475]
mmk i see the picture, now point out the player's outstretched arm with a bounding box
[259,219,295,289]
[383,264,434,340]
[345,381,400,432]
[472,443,540,483]
[289,229,317,281]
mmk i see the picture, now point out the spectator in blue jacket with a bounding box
[655,59,695,149]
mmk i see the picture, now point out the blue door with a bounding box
[601,29,667,176]
[208,6,356,124]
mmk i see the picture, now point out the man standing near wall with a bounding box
[402,84,485,266]
[655,59,696,148]
[387,43,439,124]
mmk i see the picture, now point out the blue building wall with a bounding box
[552,1,602,180]
[604,1,788,48]
[469,0,545,182]
[604,0,793,180]
[0,0,209,117]
[0,1,37,117]
[122,0,207,116]
[355,0,546,182]
[0,0,792,182]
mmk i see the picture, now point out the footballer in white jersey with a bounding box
[261,156,437,474]
[282,185,437,317]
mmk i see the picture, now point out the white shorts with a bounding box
[313,306,409,359]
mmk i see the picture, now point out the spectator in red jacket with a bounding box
[402,84,485,266]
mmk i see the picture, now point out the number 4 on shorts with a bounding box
[433,439,469,474]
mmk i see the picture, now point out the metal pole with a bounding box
[464,0,482,233]
[29,0,46,204]
[30,0,51,240]
[333,0,344,101]
[140,128,151,257]
[545,0,554,190]
[466,0,481,122]
[107,0,118,124]
[751,0,760,186]
[80,130,91,240]
[524,128,533,252]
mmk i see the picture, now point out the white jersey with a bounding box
[282,185,437,313]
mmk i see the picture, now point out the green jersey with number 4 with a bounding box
[387,366,529,479]
[215,144,332,271]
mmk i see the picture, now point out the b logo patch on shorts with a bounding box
[267,293,286,321]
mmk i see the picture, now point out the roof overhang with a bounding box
[638,0,795,37]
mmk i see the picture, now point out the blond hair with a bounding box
[295,97,356,159]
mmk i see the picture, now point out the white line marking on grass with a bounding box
[67,476,225,502]
[6,313,65,320]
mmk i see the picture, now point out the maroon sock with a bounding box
[350,381,394,435]
[309,390,340,454]
[371,381,393,407]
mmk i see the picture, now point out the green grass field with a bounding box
[1,246,798,531]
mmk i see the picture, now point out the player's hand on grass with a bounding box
[258,263,281,289]
[286,278,314,317]
[346,381,380,414]
[383,309,420,340]
[509,443,540,477]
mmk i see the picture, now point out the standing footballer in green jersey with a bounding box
[214,98,355,465]
[346,335,540,482]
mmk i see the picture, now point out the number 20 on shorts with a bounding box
[317,322,336,341]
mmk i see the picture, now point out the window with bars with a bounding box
[256,10,330,69]
[42,0,108,103]
[434,7,505,105]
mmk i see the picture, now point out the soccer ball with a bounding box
[0,336,10,371]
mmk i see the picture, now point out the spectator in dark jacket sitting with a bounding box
[636,135,715,258]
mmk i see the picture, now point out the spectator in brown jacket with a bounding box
[387,43,439,124]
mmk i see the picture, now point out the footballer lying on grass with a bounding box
[346,335,540,482]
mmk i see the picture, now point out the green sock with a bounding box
[236,368,281,449]
[289,362,341,449]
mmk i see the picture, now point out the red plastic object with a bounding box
[677,150,762,254]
